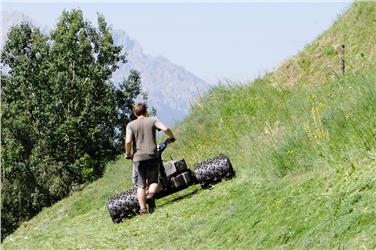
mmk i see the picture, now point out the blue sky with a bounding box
[3,1,351,84]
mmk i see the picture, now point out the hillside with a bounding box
[2,2,376,249]
[267,2,376,87]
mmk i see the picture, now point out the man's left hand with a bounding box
[124,153,132,160]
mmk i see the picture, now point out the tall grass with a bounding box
[170,67,376,180]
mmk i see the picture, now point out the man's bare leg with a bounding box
[146,182,158,213]
[137,187,146,210]
[148,183,158,197]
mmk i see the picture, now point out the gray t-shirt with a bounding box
[126,117,160,162]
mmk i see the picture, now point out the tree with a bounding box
[1,23,54,239]
[115,69,142,150]
[1,10,143,240]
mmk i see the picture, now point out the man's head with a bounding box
[133,103,147,117]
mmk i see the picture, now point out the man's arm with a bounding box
[125,125,133,160]
[155,120,176,143]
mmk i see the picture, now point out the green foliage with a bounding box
[114,69,142,151]
[1,10,142,239]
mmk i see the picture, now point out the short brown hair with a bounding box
[133,103,147,116]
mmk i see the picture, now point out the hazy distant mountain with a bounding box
[1,11,210,126]
[111,30,209,125]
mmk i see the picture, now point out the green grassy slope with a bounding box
[268,2,376,86]
[2,2,376,249]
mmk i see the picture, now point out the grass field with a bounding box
[2,2,376,249]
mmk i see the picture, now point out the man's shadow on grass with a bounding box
[157,188,200,208]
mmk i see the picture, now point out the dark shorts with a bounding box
[133,159,159,188]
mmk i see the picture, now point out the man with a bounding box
[125,103,175,215]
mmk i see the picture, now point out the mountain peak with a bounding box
[112,29,143,54]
